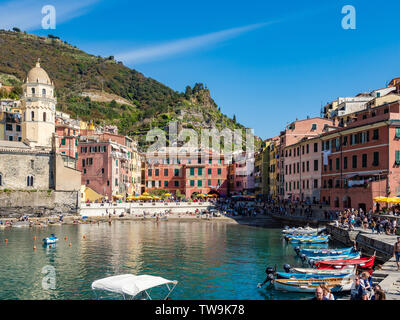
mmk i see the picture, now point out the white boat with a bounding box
[273,278,354,293]
[289,266,356,275]
[91,274,178,300]
[43,234,58,244]
[282,226,325,235]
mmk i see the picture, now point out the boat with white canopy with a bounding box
[91,274,178,300]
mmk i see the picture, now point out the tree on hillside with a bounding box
[192,83,204,93]
[233,114,236,123]
[12,27,21,32]
[184,85,192,99]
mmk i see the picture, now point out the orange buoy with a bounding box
[4,239,8,243]
[33,246,36,250]
[64,236,68,241]
[83,235,86,239]
[34,236,37,241]
[69,242,72,247]
[49,245,52,248]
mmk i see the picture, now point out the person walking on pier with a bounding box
[393,237,400,271]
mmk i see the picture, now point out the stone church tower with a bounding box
[21,60,56,148]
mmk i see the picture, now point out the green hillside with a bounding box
[0,30,258,150]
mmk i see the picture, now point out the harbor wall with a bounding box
[327,224,394,262]
[80,201,215,217]
[0,190,80,217]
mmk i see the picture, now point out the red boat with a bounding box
[315,256,375,270]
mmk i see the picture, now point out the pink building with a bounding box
[278,117,335,201]
[283,135,322,203]
[77,132,139,199]
[230,151,255,194]
[55,113,80,161]
[321,101,400,211]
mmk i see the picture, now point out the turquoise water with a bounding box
[0,221,339,300]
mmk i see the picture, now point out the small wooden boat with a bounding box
[43,233,58,245]
[275,272,353,280]
[295,246,356,257]
[285,234,324,240]
[288,266,356,275]
[306,251,361,264]
[315,256,375,270]
[289,235,329,244]
[273,278,353,293]
[282,226,326,235]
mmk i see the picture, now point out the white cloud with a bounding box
[0,0,99,31]
[115,21,279,65]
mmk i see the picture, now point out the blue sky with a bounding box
[1,0,400,139]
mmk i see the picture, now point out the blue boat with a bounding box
[289,235,329,244]
[43,233,58,244]
[307,251,361,266]
[275,272,353,280]
[304,251,360,262]
[284,234,326,240]
[294,246,356,257]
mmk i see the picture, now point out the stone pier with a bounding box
[327,224,400,299]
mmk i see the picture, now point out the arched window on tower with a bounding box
[43,112,46,122]
[42,89,46,96]
[31,88,35,95]
[31,111,35,121]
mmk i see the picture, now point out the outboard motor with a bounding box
[283,264,292,273]
[265,267,275,275]
[267,273,275,282]
[309,259,315,267]
[294,246,300,255]
[300,253,307,261]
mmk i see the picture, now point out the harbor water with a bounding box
[0,221,342,300]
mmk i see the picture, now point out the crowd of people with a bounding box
[335,208,398,235]
[313,272,386,300]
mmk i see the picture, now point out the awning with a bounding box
[91,274,177,297]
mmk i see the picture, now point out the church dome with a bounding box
[26,60,51,85]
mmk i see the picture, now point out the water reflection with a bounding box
[0,221,333,300]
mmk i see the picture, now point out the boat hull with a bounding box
[276,272,353,280]
[307,252,361,263]
[290,267,355,275]
[289,236,329,244]
[298,247,355,257]
[43,237,58,244]
[273,278,353,293]
[316,256,375,269]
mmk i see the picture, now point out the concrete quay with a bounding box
[79,201,215,217]
[327,224,400,299]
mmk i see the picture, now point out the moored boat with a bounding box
[286,266,356,275]
[305,251,361,265]
[275,272,353,280]
[284,234,324,240]
[289,235,329,244]
[315,256,375,270]
[273,278,353,293]
[43,233,58,244]
[294,246,356,257]
[282,226,326,235]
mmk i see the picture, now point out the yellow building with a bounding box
[267,137,280,200]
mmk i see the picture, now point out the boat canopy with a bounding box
[91,274,178,299]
